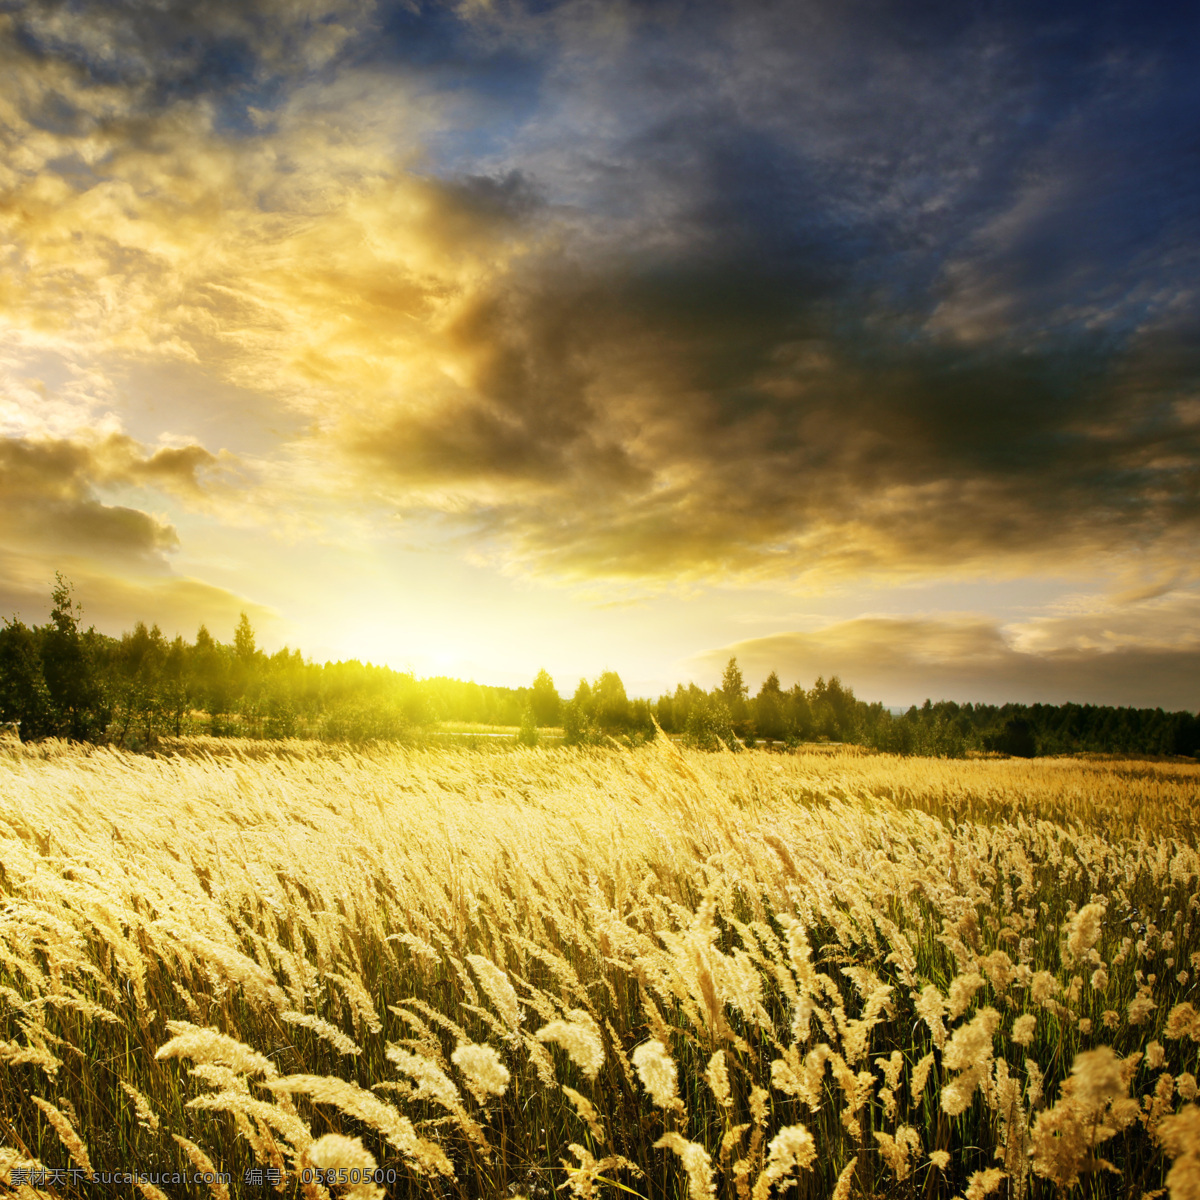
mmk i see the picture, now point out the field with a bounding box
[1,740,1198,1200]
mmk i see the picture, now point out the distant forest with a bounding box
[1,577,1198,758]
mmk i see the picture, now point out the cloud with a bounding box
[352,261,1200,591]
[8,0,373,99]
[130,442,220,495]
[0,429,272,637]
[0,546,272,639]
[0,434,185,559]
[0,427,244,649]
[327,3,1200,587]
[692,594,1200,710]
[1,0,1197,599]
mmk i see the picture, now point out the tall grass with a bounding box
[0,738,1197,1199]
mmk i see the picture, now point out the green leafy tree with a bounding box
[0,618,51,739]
[263,647,302,739]
[516,706,540,747]
[563,679,596,745]
[112,621,168,747]
[193,624,231,735]
[720,656,746,704]
[628,698,656,741]
[754,670,787,741]
[684,692,735,751]
[990,716,1037,758]
[720,656,749,732]
[787,684,813,742]
[234,613,257,663]
[659,682,705,735]
[530,669,561,727]
[592,670,630,731]
[161,635,191,736]
[40,575,109,741]
[233,612,261,733]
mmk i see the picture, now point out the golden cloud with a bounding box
[0,430,251,638]
[0,546,272,640]
[0,434,188,559]
[2,1,1198,599]
[693,599,1200,709]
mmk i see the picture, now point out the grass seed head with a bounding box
[633,1039,679,1110]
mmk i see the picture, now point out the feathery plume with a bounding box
[281,1011,362,1057]
[31,1097,93,1179]
[705,1049,732,1108]
[1157,1106,1200,1200]
[120,1082,160,1132]
[387,1046,463,1111]
[156,1022,278,1079]
[306,1133,383,1200]
[755,1124,816,1199]
[171,1136,230,1200]
[654,1133,715,1200]
[830,1156,857,1200]
[1012,1014,1037,1046]
[451,1042,510,1102]
[633,1040,680,1111]
[536,1012,605,1080]
[466,955,521,1034]
[561,1086,606,1144]
[266,1075,452,1176]
[1065,904,1104,965]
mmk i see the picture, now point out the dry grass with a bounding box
[0,738,1198,1199]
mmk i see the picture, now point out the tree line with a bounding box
[549,656,1198,757]
[651,658,1200,758]
[0,577,529,747]
[1,578,1197,757]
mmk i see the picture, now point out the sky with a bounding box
[1,0,1199,709]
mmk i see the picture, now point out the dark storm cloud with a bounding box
[342,0,1200,583]
[360,253,1200,582]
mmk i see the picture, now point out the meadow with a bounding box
[0,739,1198,1200]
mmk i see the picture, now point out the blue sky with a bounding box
[1,0,1198,706]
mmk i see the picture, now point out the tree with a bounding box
[161,635,190,736]
[663,682,705,736]
[232,613,263,734]
[530,669,561,727]
[685,693,735,751]
[193,623,231,734]
[111,621,167,746]
[39,574,108,740]
[592,670,631,731]
[721,656,749,732]
[0,618,51,739]
[234,613,257,663]
[823,676,856,740]
[754,670,787,741]
[992,716,1036,758]
[563,679,596,745]
[721,657,747,706]
[788,683,813,741]
[516,706,540,747]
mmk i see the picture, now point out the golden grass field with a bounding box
[1,739,1198,1200]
